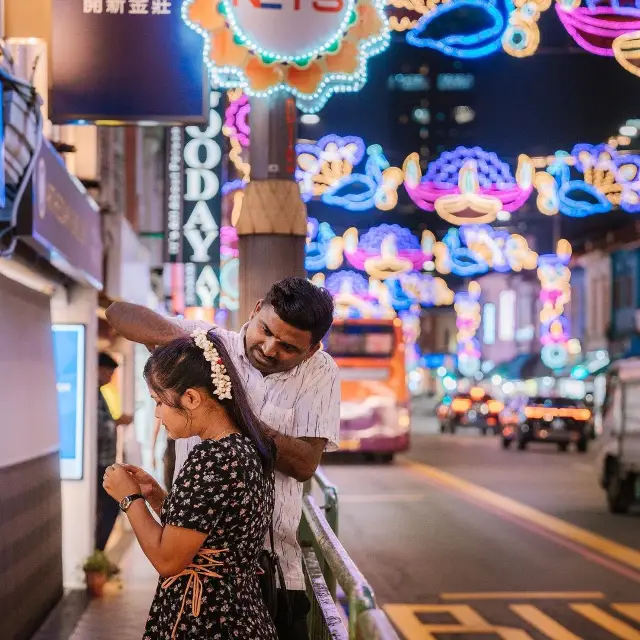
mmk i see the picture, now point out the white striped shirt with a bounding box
[171,320,340,591]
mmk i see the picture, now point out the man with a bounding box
[106,277,340,639]
[96,353,133,550]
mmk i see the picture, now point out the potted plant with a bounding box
[82,550,120,597]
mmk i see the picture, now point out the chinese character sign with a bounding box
[52,0,207,123]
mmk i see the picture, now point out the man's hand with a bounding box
[266,429,327,482]
[116,413,134,426]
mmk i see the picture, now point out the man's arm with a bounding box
[268,355,340,482]
[265,430,326,482]
[105,302,187,347]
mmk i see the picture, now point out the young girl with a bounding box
[103,329,277,639]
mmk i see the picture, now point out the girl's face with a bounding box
[148,385,192,440]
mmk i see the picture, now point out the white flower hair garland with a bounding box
[191,328,233,400]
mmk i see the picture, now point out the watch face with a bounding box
[120,497,131,511]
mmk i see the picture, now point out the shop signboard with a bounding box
[164,90,224,311]
[50,0,208,124]
[18,139,103,289]
[52,324,86,481]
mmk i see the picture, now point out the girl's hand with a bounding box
[103,464,142,502]
[121,464,163,500]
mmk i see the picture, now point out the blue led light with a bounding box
[558,180,613,218]
[406,0,506,59]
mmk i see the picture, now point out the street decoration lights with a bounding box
[534,145,640,217]
[403,146,534,225]
[343,224,433,277]
[454,281,483,377]
[296,136,403,210]
[538,239,572,370]
[305,217,345,271]
[184,0,391,113]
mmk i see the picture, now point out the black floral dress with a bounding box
[143,434,277,639]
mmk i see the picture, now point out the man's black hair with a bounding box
[264,277,334,344]
[98,352,119,370]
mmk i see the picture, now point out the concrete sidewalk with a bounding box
[68,541,157,640]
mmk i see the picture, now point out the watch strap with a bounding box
[120,493,145,512]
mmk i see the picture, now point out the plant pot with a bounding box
[85,570,108,597]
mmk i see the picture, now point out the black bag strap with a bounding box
[267,519,292,625]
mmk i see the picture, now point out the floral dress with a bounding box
[143,434,277,640]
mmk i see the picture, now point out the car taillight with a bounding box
[452,399,472,413]
[487,400,504,414]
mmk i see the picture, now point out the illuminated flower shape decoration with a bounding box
[433,228,489,277]
[184,0,391,113]
[305,217,345,272]
[405,0,507,58]
[403,146,533,225]
[322,144,404,211]
[459,224,538,272]
[386,0,443,32]
[555,0,640,59]
[454,280,482,377]
[534,150,614,218]
[398,271,455,307]
[343,224,432,277]
[297,134,366,202]
[318,271,395,319]
[572,143,640,213]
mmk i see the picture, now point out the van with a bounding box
[597,358,640,513]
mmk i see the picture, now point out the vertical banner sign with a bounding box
[164,91,224,312]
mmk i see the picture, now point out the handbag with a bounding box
[257,521,290,622]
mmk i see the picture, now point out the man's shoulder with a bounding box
[304,349,339,377]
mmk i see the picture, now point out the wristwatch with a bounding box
[119,493,145,513]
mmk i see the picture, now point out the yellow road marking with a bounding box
[571,604,640,639]
[402,459,640,573]
[615,605,640,624]
[441,592,606,601]
[511,604,583,640]
[384,604,533,639]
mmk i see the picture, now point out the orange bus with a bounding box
[324,318,410,462]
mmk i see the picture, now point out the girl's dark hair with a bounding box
[143,330,275,474]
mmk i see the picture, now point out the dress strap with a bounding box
[161,548,227,639]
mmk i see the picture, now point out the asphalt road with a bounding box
[323,415,640,640]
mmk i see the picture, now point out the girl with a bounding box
[103,328,277,639]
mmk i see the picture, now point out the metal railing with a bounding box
[299,468,400,640]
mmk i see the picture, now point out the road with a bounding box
[323,414,640,640]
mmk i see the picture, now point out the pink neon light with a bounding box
[404,182,532,213]
[225,95,250,147]
[221,225,239,259]
[344,248,429,272]
[555,5,640,56]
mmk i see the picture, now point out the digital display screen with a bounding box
[52,324,86,480]
[325,325,395,358]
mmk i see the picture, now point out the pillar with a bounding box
[237,95,307,319]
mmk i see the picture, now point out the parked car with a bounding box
[501,396,591,452]
[439,388,504,435]
[596,359,640,514]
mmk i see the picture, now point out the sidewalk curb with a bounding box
[30,590,90,640]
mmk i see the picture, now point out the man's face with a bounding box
[244,302,319,375]
[98,366,116,387]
